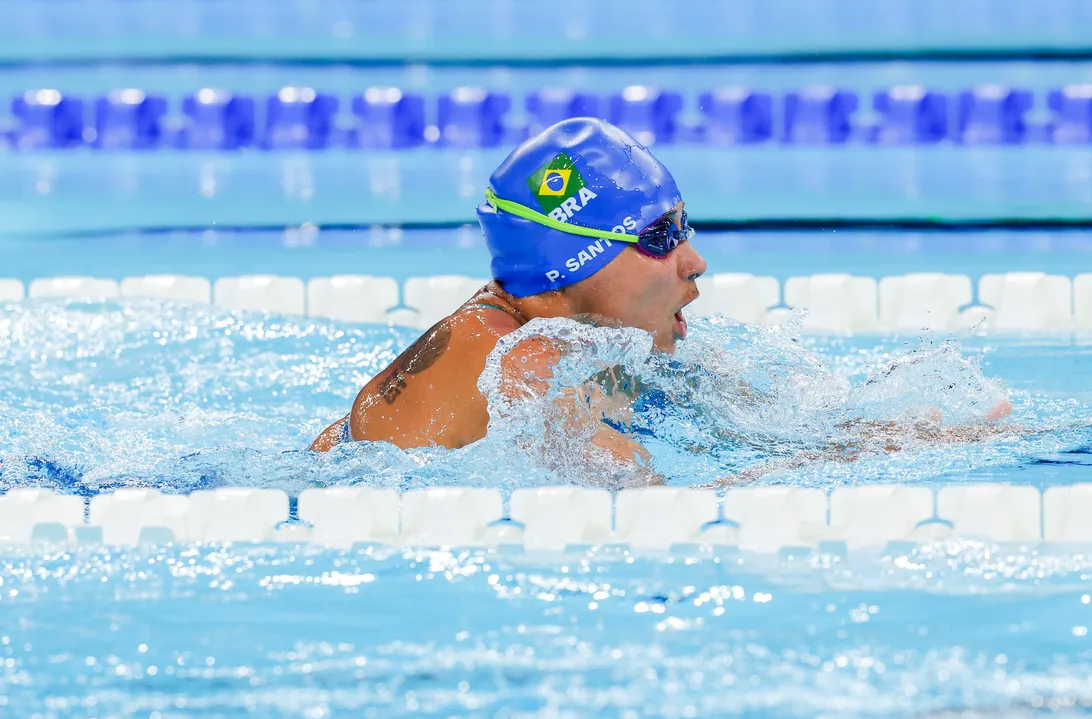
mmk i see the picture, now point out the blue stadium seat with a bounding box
[264,87,338,150]
[698,87,773,144]
[956,86,1033,144]
[1048,85,1092,144]
[94,90,168,149]
[350,88,426,148]
[525,89,601,136]
[437,88,511,148]
[783,87,858,144]
[608,86,684,145]
[12,90,85,149]
[179,90,255,150]
[872,86,948,144]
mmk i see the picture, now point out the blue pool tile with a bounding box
[12,90,85,149]
[349,88,426,149]
[872,86,948,144]
[437,88,511,148]
[525,89,601,137]
[94,90,168,150]
[697,87,773,145]
[608,86,684,145]
[263,87,338,150]
[956,86,1034,144]
[783,87,858,144]
[1048,85,1092,144]
[179,90,256,150]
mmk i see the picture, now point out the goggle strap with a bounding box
[484,188,639,245]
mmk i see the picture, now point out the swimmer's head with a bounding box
[478,117,707,352]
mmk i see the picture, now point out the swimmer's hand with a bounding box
[839,399,1017,450]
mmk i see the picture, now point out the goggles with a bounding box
[484,188,693,259]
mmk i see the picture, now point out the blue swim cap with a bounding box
[477,118,683,297]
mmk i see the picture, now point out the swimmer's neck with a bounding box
[487,281,607,326]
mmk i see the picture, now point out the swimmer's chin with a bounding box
[653,332,680,355]
[570,312,681,353]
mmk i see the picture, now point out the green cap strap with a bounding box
[484,188,638,244]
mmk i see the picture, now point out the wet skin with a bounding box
[310,203,705,457]
[311,200,1014,482]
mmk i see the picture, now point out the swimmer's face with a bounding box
[565,201,707,353]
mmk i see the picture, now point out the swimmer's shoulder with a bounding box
[456,284,527,335]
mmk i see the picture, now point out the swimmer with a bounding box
[311,117,1012,481]
[312,117,701,468]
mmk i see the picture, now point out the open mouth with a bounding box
[673,310,687,338]
[672,290,698,338]
[673,295,697,340]
[673,308,689,339]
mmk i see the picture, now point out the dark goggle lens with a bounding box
[636,210,691,257]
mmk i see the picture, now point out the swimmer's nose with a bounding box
[677,241,707,282]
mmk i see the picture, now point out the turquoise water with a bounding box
[6,5,1092,713]
[4,61,1092,100]
[3,228,1092,286]
[1,231,1091,719]
[0,294,1089,493]
[5,148,1091,235]
[3,0,1092,62]
[1,293,1092,716]
[3,544,1092,718]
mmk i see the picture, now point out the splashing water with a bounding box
[0,299,1088,495]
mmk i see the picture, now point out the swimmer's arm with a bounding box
[701,400,1018,487]
[501,337,662,487]
[309,414,349,452]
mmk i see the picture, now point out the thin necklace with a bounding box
[482,287,529,326]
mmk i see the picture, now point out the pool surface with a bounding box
[3,218,1092,717]
[1,291,1092,716]
[4,228,1092,286]
[8,4,1092,714]
[0,295,1089,490]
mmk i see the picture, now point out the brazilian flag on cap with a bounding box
[526,152,587,214]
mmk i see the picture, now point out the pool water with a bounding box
[2,240,1092,717]
[4,542,1092,718]
[4,228,1092,287]
[0,297,1089,492]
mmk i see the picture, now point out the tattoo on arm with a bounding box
[379,323,452,405]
